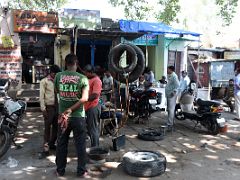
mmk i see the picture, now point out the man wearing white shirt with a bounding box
[179,71,190,95]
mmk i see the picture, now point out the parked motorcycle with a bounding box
[128,84,162,121]
[0,80,27,160]
[175,83,225,135]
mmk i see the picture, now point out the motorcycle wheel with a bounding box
[0,129,12,160]
[175,104,185,120]
[208,119,220,135]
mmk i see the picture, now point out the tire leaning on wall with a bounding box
[108,43,145,84]
[108,43,137,74]
[122,150,166,177]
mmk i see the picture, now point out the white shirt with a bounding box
[102,75,113,91]
[179,75,190,93]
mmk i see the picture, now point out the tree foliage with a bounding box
[7,0,68,12]
[215,0,238,26]
[108,0,154,20]
[156,0,180,25]
[109,0,239,26]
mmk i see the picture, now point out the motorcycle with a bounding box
[0,80,27,160]
[128,84,162,121]
[175,83,225,135]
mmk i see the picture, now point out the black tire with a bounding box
[138,128,164,141]
[122,150,166,177]
[175,104,185,120]
[0,129,12,160]
[109,43,145,83]
[108,43,137,74]
[123,43,145,82]
[208,119,220,135]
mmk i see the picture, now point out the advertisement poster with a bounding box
[59,9,101,30]
[0,46,22,88]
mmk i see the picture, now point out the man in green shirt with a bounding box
[54,54,89,178]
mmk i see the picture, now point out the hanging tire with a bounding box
[122,150,166,177]
[108,43,137,74]
[108,43,145,83]
[138,128,164,141]
[0,128,12,160]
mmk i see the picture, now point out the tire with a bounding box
[175,104,185,120]
[0,129,12,160]
[208,119,220,135]
[122,150,166,177]
[108,43,137,74]
[109,43,145,83]
[138,128,164,141]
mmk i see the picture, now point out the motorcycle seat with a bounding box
[196,98,220,107]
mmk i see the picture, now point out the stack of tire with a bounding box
[108,43,145,83]
[122,150,167,177]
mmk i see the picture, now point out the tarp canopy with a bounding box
[119,20,201,37]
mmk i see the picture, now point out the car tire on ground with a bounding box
[122,150,166,177]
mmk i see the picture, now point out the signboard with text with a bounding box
[122,35,158,46]
[0,46,22,87]
[13,9,58,34]
[59,9,101,30]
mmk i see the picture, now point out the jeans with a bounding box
[166,94,178,126]
[86,104,101,147]
[55,117,87,176]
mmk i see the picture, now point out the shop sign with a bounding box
[59,9,101,30]
[0,46,22,87]
[122,35,158,46]
[224,51,240,60]
[13,10,58,34]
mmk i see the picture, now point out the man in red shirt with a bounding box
[83,64,102,147]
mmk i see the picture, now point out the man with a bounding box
[179,71,190,95]
[39,65,61,159]
[165,66,180,129]
[144,67,155,88]
[223,79,235,112]
[54,54,89,177]
[234,69,240,120]
[102,70,113,101]
[83,64,102,147]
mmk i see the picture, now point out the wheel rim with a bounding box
[125,151,158,162]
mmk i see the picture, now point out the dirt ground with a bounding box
[0,110,240,180]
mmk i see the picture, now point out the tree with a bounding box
[7,0,68,12]
[108,0,154,20]
[155,0,180,25]
[215,0,238,26]
[109,0,239,26]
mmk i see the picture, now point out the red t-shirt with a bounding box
[84,76,102,111]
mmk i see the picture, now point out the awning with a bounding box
[119,20,201,37]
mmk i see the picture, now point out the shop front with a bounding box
[13,9,58,84]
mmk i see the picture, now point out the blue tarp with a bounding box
[119,20,201,37]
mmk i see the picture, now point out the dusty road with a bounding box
[0,110,240,180]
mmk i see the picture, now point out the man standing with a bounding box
[165,66,180,129]
[54,54,89,177]
[39,65,61,159]
[83,64,102,147]
[223,79,235,112]
[179,71,190,95]
[102,70,113,101]
[234,69,240,120]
